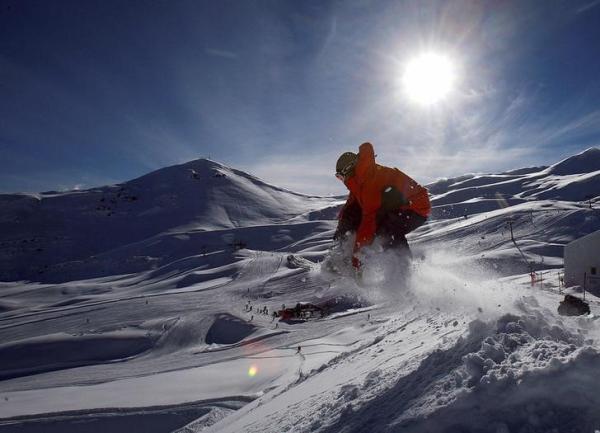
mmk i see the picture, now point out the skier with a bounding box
[334,142,431,269]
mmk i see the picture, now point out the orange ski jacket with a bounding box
[340,142,431,251]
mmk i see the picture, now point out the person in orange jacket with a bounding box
[334,142,431,268]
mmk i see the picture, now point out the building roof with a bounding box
[567,229,600,246]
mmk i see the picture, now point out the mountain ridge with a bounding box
[1,147,598,282]
[0,158,335,282]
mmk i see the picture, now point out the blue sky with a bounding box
[1,0,600,195]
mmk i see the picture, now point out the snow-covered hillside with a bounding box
[0,159,335,282]
[0,148,599,433]
[428,147,600,216]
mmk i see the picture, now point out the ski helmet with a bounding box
[336,152,357,177]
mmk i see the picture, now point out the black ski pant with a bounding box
[334,201,427,252]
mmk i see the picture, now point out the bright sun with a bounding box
[402,53,456,106]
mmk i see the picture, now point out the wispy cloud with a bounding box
[243,148,348,197]
[211,1,600,194]
[3,1,599,195]
[204,48,238,60]
[576,0,600,13]
[121,115,202,172]
[534,110,600,144]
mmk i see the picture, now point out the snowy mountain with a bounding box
[0,148,599,433]
[420,147,600,275]
[0,159,336,282]
[428,147,600,215]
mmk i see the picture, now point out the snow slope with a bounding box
[428,147,600,218]
[0,159,335,282]
[0,147,599,433]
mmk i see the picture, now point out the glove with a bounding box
[351,255,361,269]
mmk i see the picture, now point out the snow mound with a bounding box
[0,329,158,380]
[316,297,599,433]
[205,314,256,345]
[173,406,235,433]
[0,300,20,313]
[393,304,600,432]
[403,351,600,433]
[462,309,583,387]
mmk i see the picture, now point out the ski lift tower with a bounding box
[564,230,600,295]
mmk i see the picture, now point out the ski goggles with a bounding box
[335,162,355,181]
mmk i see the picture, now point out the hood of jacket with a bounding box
[345,142,375,188]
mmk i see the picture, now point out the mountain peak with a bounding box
[547,146,600,175]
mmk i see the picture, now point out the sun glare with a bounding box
[402,53,456,106]
[248,365,258,377]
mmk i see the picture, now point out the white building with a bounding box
[564,230,600,294]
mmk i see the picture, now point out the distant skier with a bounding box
[334,142,431,268]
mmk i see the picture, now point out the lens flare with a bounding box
[248,365,258,377]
